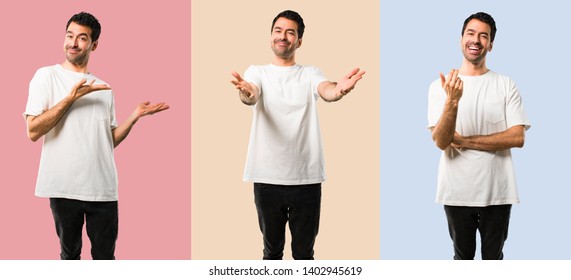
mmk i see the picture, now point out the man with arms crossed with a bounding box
[24,12,169,260]
[428,12,530,260]
[231,10,365,260]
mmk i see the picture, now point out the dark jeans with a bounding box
[254,183,321,260]
[50,198,118,260]
[444,204,512,260]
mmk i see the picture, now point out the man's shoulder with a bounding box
[484,71,514,83]
[34,64,60,76]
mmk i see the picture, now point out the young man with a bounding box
[24,12,169,260]
[427,12,530,260]
[231,10,365,260]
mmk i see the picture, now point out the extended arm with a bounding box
[112,101,169,148]
[26,79,111,142]
[231,71,260,105]
[317,68,365,102]
[431,70,463,150]
[452,125,525,151]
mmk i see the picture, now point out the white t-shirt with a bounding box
[24,64,119,201]
[427,71,530,206]
[243,64,328,185]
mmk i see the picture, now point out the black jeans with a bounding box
[50,198,118,260]
[444,204,512,260]
[254,183,321,260]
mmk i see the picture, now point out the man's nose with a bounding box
[69,38,78,47]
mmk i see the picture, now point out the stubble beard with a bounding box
[65,47,88,65]
[462,46,487,65]
[271,40,296,60]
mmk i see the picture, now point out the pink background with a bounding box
[0,1,190,259]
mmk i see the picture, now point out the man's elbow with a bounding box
[515,135,525,148]
[432,134,450,150]
[434,140,449,151]
[27,130,40,142]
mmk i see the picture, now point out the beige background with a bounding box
[191,0,380,259]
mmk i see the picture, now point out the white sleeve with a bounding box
[24,68,51,118]
[310,66,327,99]
[505,79,531,130]
[427,79,446,130]
[244,65,262,90]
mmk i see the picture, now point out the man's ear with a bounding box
[489,41,493,52]
[91,41,98,51]
[297,38,302,49]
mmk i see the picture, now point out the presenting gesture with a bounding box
[439,69,463,102]
[112,101,170,148]
[133,101,170,118]
[70,79,111,100]
[231,71,260,105]
[318,67,365,102]
[335,67,366,96]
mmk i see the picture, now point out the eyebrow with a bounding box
[465,28,489,36]
[273,26,296,33]
[66,30,89,38]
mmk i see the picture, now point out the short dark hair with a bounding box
[462,12,496,42]
[66,12,101,42]
[271,10,305,39]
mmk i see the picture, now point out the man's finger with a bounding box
[231,71,243,82]
[73,78,88,89]
[344,68,360,79]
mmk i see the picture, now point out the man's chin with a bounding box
[464,54,486,64]
[65,56,87,65]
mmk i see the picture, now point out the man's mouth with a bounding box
[467,45,482,54]
[275,40,290,46]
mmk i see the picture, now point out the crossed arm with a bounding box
[451,126,525,151]
[431,69,525,152]
[230,68,365,105]
[26,79,169,147]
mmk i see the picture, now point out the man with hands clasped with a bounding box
[231,10,364,260]
[427,12,530,260]
[24,12,168,260]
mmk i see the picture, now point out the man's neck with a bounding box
[459,59,489,76]
[61,60,90,73]
[272,55,296,66]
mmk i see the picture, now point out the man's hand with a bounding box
[133,101,170,119]
[231,71,259,105]
[431,69,462,150]
[113,101,170,148]
[318,67,365,102]
[335,67,365,96]
[451,132,464,149]
[439,69,463,103]
[70,79,111,100]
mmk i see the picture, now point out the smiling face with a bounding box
[64,22,98,66]
[270,17,302,62]
[461,19,493,65]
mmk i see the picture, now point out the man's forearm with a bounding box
[431,99,459,150]
[318,81,342,102]
[239,90,258,105]
[26,95,77,142]
[453,125,525,152]
[112,114,139,148]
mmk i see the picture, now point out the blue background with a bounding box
[381,0,569,259]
